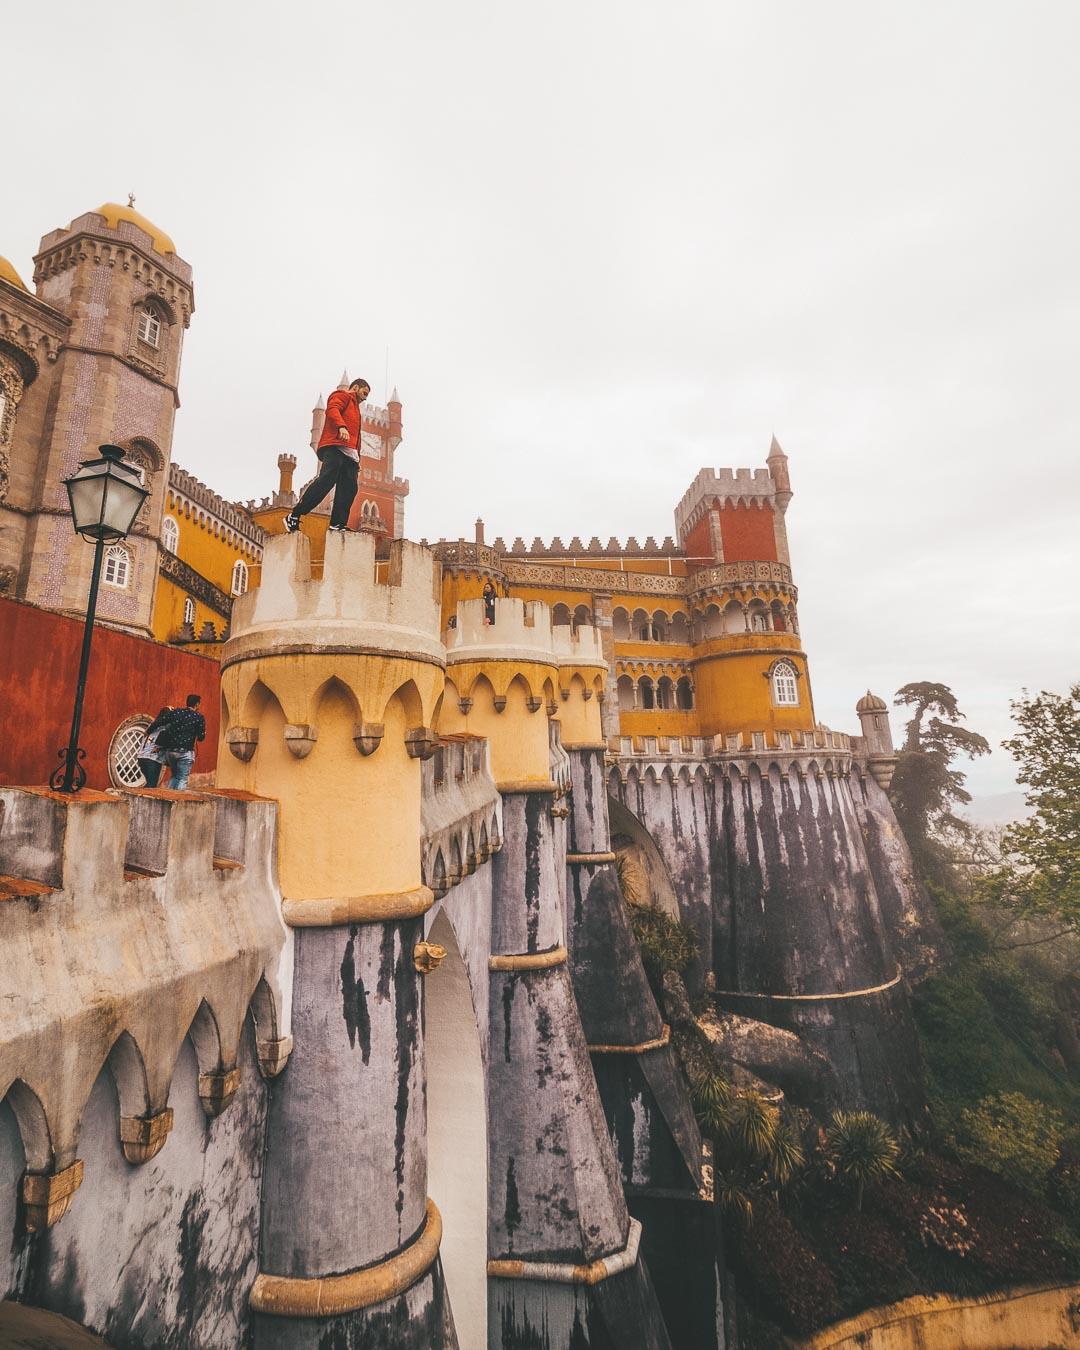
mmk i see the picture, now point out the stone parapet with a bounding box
[225,531,443,670]
[674,465,777,537]
[0,786,291,1217]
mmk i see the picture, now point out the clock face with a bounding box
[360,430,383,460]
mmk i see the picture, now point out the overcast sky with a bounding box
[7,2,1078,796]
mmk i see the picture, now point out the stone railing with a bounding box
[428,540,504,572]
[689,560,793,592]
[616,725,852,762]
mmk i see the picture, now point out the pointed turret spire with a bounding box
[389,386,401,405]
[767,433,792,507]
[337,369,349,390]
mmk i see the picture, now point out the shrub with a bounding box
[953,1092,1063,1195]
[824,1111,901,1211]
[627,902,698,977]
[734,1196,841,1334]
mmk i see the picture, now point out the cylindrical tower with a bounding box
[440,598,672,1349]
[218,531,453,1347]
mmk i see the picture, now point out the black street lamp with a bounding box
[50,445,149,792]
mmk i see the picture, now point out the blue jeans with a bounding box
[166,750,195,791]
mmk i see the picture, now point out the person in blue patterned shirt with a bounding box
[157,694,206,791]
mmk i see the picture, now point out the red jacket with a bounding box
[318,389,362,451]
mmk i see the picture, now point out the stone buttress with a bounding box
[219,532,455,1348]
[441,599,672,1350]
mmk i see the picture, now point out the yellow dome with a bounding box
[95,202,176,256]
[0,255,28,292]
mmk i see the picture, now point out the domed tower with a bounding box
[4,201,194,635]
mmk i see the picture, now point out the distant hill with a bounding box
[965,791,1031,827]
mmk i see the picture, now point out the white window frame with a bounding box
[771,661,800,707]
[231,558,248,596]
[161,515,179,553]
[108,714,153,788]
[183,596,195,627]
[137,308,161,349]
[103,545,131,589]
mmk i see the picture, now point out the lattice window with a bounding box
[109,715,153,788]
[772,661,799,706]
[137,308,161,348]
[162,515,179,553]
[104,545,130,588]
[231,558,248,595]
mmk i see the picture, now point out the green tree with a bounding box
[823,1110,901,1212]
[980,685,1080,943]
[889,682,990,881]
[952,1091,1064,1194]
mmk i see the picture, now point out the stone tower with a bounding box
[7,203,193,635]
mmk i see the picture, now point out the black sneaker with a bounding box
[328,525,347,534]
[283,514,300,534]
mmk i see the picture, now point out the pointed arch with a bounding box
[105,1031,151,1120]
[0,1079,52,1171]
[185,998,224,1077]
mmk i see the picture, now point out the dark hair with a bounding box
[349,378,371,393]
[186,693,201,707]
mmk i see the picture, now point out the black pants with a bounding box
[293,447,359,529]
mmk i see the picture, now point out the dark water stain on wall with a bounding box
[340,927,372,1063]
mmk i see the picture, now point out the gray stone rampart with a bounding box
[0,786,290,1174]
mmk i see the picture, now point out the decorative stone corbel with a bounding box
[198,1068,241,1118]
[546,700,558,716]
[413,941,447,974]
[457,696,473,715]
[868,755,897,790]
[581,688,593,701]
[352,722,385,756]
[226,726,259,762]
[550,803,570,819]
[120,1108,174,1164]
[284,725,318,759]
[525,696,542,713]
[465,852,479,875]
[492,695,507,713]
[559,687,570,701]
[404,727,437,760]
[256,1035,294,1079]
[22,1161,84,1231]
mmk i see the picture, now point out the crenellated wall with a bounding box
[0,783,291,1345]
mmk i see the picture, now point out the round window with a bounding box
[108,715,153,788]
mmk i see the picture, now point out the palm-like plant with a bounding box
[766,1116,806,1189]
[823,1110,901,1211]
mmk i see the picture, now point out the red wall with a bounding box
[0,597,221,790]
[718,501,778,562]
[682,512,716,565]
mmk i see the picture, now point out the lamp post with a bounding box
[50,445,149,792]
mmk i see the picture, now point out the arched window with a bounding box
[104,545,130,588]
[231,559,248,596]
[183,596,195,628]
[639,677,656,710]
[772,661,799,706]
[161,516,179,553]
[676,676,694,710]
[108,715,153,788]
[136,308,161,349]
[751,610,769,633]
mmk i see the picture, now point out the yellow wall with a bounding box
[439,672,553,787]
[797,1281,1080,1350]
[693,646,814,738]
[153,492,261,642]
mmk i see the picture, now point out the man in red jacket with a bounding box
[284,377,371,533]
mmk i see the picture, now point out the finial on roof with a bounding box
[315,393,325,410]
[768,434,786,458]
[337,369,349,390]
[127,192,136,208]
[389,386,401,404]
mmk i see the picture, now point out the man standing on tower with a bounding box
[285,377,371,534]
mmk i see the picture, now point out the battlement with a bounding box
[615,724,852,768]
[492,534,682,558]
[0,786,290,1190]
[224,531,444,668]
[445,597,603,668]
[674,466,777,535]
[168,463,266,548]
